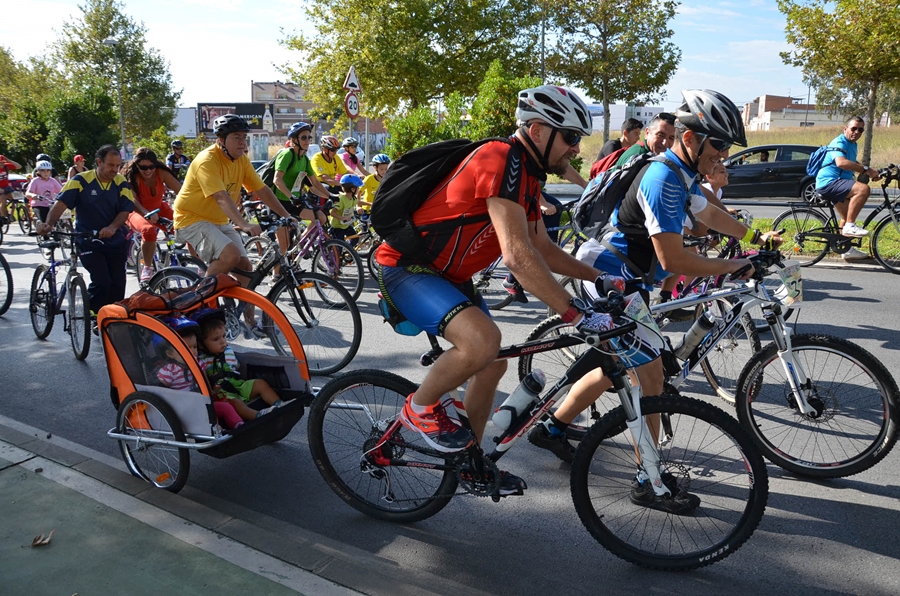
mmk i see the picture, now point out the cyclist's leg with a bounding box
[844,181,871,226]
[0,189,9,218]
[176,222,243,278]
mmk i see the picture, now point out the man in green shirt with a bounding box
[271,121,332,255]
[612,112,676,169]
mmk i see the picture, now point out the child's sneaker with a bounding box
[399,393,475,453]
[140,266,154,282]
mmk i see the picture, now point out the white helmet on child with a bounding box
[35,160,53,171]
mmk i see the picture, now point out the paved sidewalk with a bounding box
[0,419,493,596]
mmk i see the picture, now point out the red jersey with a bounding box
[376,139,543,283]
[134,173,165,211]
[0,164,10,188]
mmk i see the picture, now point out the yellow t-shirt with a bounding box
[310,151,348,185]
[173,144,265,229]
[359,174,380,213]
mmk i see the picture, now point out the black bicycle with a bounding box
[0,249,12,316]
[307,294,768,570]
[148,217,362,375]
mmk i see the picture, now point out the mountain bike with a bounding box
[307,295,768,571]
[772,164,900,272]
[29,231,95,360]
[128,210,206,285]
[7,194,36,235]
[148,217,362,375]
[0,250,12,316]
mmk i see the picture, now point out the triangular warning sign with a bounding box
[343,66,361,92]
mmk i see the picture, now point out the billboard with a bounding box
[197,103,274,134]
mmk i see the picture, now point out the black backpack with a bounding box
[258,148,297,190]
[572,152,688,240]
[370,137,512,257]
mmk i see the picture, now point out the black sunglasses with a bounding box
[137,164,157,171]
[699,135,733,152]
[558,128,582,147]
[298,135,312,140]
[849,126,865,133]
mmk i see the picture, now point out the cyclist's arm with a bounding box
[158,169,182,194]
[212,190,258,233]
[698,185,733,213]
[488,197,576,315]
[273,170,293,199]
[2,158,22,170]
[531,218,600,280]
[307,175,332,199]
[99,210,129,239]
[36,201,69,234]
[834,156,879,179]
[248,185,292,219]
[563,164,588,189]
[652,232,751,278]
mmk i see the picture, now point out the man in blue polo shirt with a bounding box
[816,116,880,241]
[37,145,134,316]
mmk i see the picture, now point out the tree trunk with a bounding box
[602,82,610,143]
[862,80,878,166]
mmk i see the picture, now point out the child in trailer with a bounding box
[192,308,284,423]
[153,315,244,430]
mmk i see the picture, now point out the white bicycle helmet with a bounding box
[515,85,592,136]
[676,89,747,147]
[35,160,53,171]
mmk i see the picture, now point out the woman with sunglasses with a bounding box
[122,147,182,281]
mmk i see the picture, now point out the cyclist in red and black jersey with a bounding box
[375,86,620,495]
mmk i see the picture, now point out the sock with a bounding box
[544,414,568,436]
[659,290,672,303]
[409,395,430,414]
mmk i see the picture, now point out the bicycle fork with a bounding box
[765,310,818,416]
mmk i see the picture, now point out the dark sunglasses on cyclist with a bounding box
[298,135,312,140]
[699,135,733,152]
[849,126,865,133]
[138,164,157,171]
[557,128,582,147]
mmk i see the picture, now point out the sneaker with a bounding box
[630,476,700,515]
[90,311,99,336]
[842,247,869,261]
[502,279,528,304]
[842,222,869,237]
[662,307,696,322]
[497,471,527,496]
[527,424,575,463]
[256,403,282,417]
[139,266,154,282]
[399,394,475,453]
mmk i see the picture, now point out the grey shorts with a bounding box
[816,178,856,204]
[175,221,247,264]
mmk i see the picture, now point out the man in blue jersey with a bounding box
[528,90,780,514]
[166,140,192,181]
[815,116,880,242]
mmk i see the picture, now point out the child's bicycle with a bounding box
[99,275,315,493]
[128,209,206,286]
[29,230,96,360]
[307,290,769,571]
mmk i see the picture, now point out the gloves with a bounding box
[576,311,614,333]
[595,273,626,295]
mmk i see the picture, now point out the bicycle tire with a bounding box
[117,391,190,492]
[695,298,761,405]
[68,275,91,360]
[771,206,829,267]
[570,394,768,571]
[871,214,900,275]
[0,224,4,246]
[29,264,55,339]
[518,315,608,441]
[267,272,362,375]
[147,266,202,293]
[735,333,899,478]
[243,235,273,271]
[0,251,12,316]
[55,220,73,261]
[308,369,458,523]
[312,239,364,301]
[354,232,377,257]
[473,266,514,311]
[366,246,381,280]
[17,204,31,235]
[176,255,207,278]
[0,211,8,235]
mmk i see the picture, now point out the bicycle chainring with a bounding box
[456,455,501,497]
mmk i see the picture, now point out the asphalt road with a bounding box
[1,229,900,596]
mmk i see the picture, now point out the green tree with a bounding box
[546,0,680,141]
[779,0,900,164]
[44,83,120,166]
[53,0,181,142]
[131,126,209,164]
[466,59,542,140]
[384,92,469,157]
[280,0,541,119]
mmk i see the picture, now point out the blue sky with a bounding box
[6,0,808,110]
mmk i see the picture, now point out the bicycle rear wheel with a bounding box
[771,206,829,267]
[267,272,362,375]
[735,334,899,478]
[570,395,768,571]
[16,204,31,235]
[312,239,364,301]
[308,369,458,523]
[68,275,91,360]
[117,391,190,492]
[0,251,12,316]
[147,266,202,293]
[694,298,760,404]
[29,264,55,339]
[871,215,900,274]
[473,266,514,311]
[366,246,381,280]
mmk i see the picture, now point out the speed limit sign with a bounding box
[344,91,360,120]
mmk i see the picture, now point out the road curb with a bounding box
[0,418,495,596]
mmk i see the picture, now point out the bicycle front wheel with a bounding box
[735,334,899,478]
[17,204,31,235]
[312,239,364,301]
[871,214,900,274]
[571,395,768,571]
[147,266,202,293]
[695,298,761,404]
[473,266,514,311]
[0,251,12,316]
[771,206,829,267]
[308,369,458,523]
[366,247,381,280]
[29,264,55,339]
[267,272,362,375]
[68,275,91,360]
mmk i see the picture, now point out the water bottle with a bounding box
[673,311,716,360]
[491,369,546,431]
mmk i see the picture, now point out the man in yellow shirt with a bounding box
[174,114,292,279]
[310,135,348,201]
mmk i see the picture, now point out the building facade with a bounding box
[743,94,845,131]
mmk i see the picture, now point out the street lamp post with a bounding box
[103,37,127,157]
